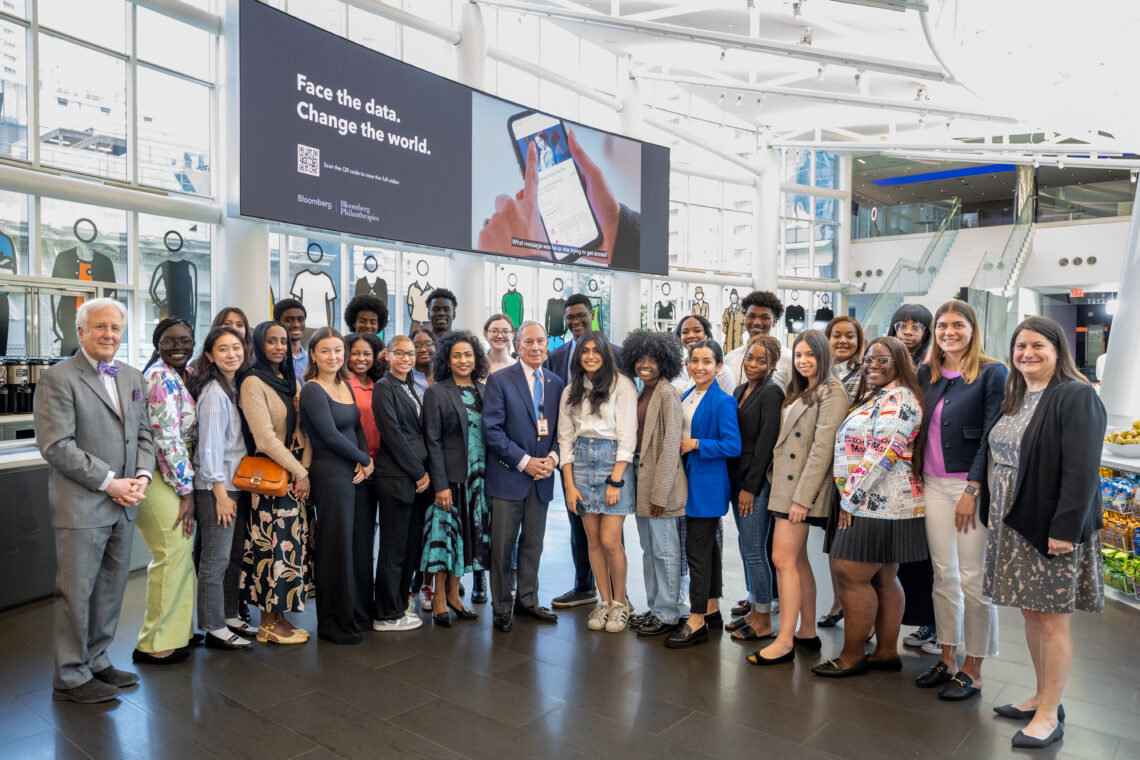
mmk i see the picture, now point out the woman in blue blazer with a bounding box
[665,339,742,649]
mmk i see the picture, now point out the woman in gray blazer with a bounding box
[621,330,688,638]
[751,330,847,666]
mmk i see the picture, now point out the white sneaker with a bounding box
[587,602,611,631]
[373,614,423,632]
[421,585,434,612]
[406,593,415,617]
[921,639,942,655]
[604,602,631,633]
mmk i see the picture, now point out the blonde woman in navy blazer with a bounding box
[665,339,742,649]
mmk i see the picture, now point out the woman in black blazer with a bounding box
[915,301,1008,700]
[371,334,431,632]
[726,334,784,642]
[421,331,489,627]
[980,317,1105,749]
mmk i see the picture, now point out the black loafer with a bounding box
[994,703,1065,721]
[433,611,452,627]
[493,614,513,633]
[817,611,844,628]
[629,611,654,630]
[704,611,723,629]
[938,673,981,701]
[132,647,191,665]
[731,599,751,617]
[867,655,903,671]
[916,661,954,688]
[793,635,822,651]
[447,602,478,620]
[1012,723,1064,749]
[664,623,709,649]
[638,619,679,637]
[516,604,558,622]
[811,657,869,678]
[746,648,794,666]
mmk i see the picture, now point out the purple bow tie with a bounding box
[97,361,120,377]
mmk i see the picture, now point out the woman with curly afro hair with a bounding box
[620,330,690,637]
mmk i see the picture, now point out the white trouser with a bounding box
[923,474,999,658]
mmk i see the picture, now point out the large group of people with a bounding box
[35,287,1107,750]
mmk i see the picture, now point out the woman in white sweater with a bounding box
[558,331,639,633]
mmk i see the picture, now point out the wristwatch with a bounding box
[605,475,625,488]
[963,484,978,496]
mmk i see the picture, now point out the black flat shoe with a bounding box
[817,611,844,628]
[433,611,452,627]
[1012,724,1064,749]
[204,632,252,651]
[447,602,478,619]
[132,647,191,665]
[492,614,512,632]
[458,582,465,598]
[704,611,723,629]
[867,655,903,671]
[746,648,794,666]
[793,635,822,651]
[994,703,1065,721]
[516,604,558,622]
[916,661,954,688]
[731,599,751,617]
[938,673,981,701]
[811,657,869,678]
[637,619,679,637]
[664,623,709,649]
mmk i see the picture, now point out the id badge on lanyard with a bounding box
[537,418,549,436]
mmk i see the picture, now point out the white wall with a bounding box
[1019,217,1130,289]
[850,232,935,293]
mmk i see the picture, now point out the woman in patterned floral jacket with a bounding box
[813,336,927,678]
[132,318,198,665]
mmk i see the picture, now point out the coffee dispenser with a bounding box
[5,357,30,414]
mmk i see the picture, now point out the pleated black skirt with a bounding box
[828,512,929,564]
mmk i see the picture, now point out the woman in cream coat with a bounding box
[750,329,848,665]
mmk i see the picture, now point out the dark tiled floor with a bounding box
[2,505,1138,760]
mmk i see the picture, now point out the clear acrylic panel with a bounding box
[137,214,212,366]
[0,19,29,161]
[137,67,211,196]
[286,236,342,333]
[137,8,214,82]
[39,0,127,53]
[493,261,533,331]
[348,244,397,337]
[0,188,30,279]
[401,252,449,335]
[38,35,128,179]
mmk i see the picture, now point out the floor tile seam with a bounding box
[0,727,96,760]
[517,704,722,760]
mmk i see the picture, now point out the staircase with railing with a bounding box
[969,208,1035,297]
[861,198,962,338]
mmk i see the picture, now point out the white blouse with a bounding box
[682,388,706,439]
[557,373,639,465]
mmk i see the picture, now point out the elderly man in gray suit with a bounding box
[34,298,155,704]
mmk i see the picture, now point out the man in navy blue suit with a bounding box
[483,321,564,632]
[544,294,622,609]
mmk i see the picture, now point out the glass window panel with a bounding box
[539,80,578,120]
[689,206,720,269]
[722,210,751,275]
[578,40,616,94]
[39,35,127,179]
[287,236,343,332]
[815,151,837,189]
[347,6,398,57]
[137,67,211,195]
[668,203,685,265]
[348,244,397,338]
[670,172,688,204]
[0,19,29,161]
[39,198,128,356]
[402,28,449,77]
[781,219,810,277]
[136,8,213,82]
[783,189,813,221]
[0,0,25,17]
[574,270,611,337]
[402,252,449,334]
[404,0,452,24]
[782,148,809,184]
[495,65,538,108]
[540,19,578,74]
[813,228,836,280]
[137,214,212,366]
[269,231,282,309]
[492,262,534,331]
[285,0,343,34]
[814,194,838,224]
[724,181,752,213]
[39,0,126,52]
[689,177,720,207]
[0,189,29,355]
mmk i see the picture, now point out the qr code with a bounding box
[297,144,320,177]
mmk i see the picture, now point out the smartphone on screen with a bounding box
[507,111,602,262]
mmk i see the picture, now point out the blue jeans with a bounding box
[730,480,773,612]
[636,515,683,624]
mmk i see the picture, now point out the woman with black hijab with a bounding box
[238,321,313,645]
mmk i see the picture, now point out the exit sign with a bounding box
[1071,288,1085,298]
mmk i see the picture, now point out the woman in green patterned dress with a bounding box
[421,330,490,626]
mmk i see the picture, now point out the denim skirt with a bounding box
[572,437,635,516]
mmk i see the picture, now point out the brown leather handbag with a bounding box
[233,455,290,497]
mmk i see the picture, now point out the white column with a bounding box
[218,217,270,322]
[836,153,853,316]
[753,148,780,292]
[1099,198,1140,428]
[608,56,645,342]
[452,0,489,327]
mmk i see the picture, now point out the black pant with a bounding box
[225,491,252,621]
[898,557,935,627]
[566,495,595,594]
[374,480,422,621]
[685,515,722,615]
[312,453,374,643]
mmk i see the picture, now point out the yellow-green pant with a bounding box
[135,476,195,652]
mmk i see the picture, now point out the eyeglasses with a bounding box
[159,337,195,348]
[390,349,415,359]
[893,322,924,334]
[487,329,513,337]
[862,356,893,367]
[564,313,591,323]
